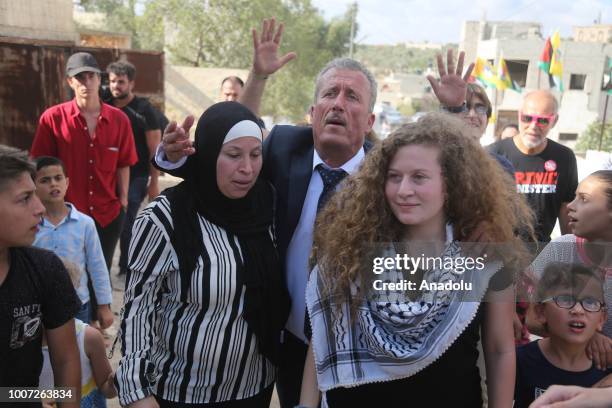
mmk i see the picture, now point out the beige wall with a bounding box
[573,26,612,43]
[164,65,249,123]
[0,0,77,42]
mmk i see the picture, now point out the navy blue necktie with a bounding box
[304,164,349,341]
[316,164,348,213]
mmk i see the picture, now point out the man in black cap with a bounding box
[31,52,138,326]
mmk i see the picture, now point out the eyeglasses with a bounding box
[520,113,555,127]
[465,103,488,116]
[541,294,606,313]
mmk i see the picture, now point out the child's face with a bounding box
[35,165,68,205]
[0,172,45,248]
[567,175,612,240]
[537,278,606,345]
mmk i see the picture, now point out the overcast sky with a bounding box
[311,0,611,45]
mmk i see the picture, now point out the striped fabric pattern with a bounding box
[116,196,275,406]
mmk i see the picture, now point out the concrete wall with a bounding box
[164,65,249,123]
[573,25,612,43]
[0,0,77,43]
[461,20,541,63]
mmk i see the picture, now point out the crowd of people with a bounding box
[0,17,611,408]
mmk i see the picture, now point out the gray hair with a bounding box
[314,58,377,112]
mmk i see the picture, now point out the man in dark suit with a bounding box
[156,18,377,407]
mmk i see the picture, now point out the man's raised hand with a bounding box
[161,115,195,163]
[251,18,297,77]
[426,49,475,108]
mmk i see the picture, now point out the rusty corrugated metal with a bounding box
[0,39,164,150]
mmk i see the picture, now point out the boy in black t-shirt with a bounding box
[0,145,81,407]
[515,263,611,408]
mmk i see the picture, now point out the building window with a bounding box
[570,74,587,90]
[559,133,578,141]
[505,60,529,88]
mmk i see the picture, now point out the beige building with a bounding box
[573,25,612,43]
[0,0,133,48]
[0,0,77,43]
[461,20,612,149]
[404,41,442,50]
[73,10,131,48]
[378,72,431,107]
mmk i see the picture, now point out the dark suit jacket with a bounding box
[155,124,373,268]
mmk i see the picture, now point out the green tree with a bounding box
[260,3,355,121]
[76,0,356,120]
[576,121,612,153]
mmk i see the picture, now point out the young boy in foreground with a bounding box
[515,262,611,407]
[0,145,81,407]
[33,156,113,328]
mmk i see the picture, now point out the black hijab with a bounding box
[164,101,289,365]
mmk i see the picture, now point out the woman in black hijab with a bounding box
[116,102,289,408]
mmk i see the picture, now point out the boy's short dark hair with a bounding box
[536,262,603,302]
[34,156,67,176]
[0,145,35,190]
[107,61,136,81]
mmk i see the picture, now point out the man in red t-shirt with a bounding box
[31,52,137,271]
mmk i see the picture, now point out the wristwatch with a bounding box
[441,102,468,114]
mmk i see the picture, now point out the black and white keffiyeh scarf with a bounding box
[305,225,502,392]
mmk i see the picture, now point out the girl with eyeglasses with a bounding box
[527,170,612,372]
[514,262,611,408]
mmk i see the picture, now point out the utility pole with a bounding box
[349,2,357,59]
[599,59,612,151]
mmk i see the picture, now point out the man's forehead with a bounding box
[36,166,63,177]
[1,173,35,197]
[109,72,129,80]
[320,68,369,88]
[521,93,556,114]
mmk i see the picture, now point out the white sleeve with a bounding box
[154,144,187,170]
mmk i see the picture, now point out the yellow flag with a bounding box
[549,31,563,90]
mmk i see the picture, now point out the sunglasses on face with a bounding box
[520,113,555,127]
[541,294,606,313]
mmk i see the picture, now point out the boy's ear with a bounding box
[597,308,608,332]
[65,177,69,189]
[534,303,547,324]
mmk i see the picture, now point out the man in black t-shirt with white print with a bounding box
[488,90,578,243]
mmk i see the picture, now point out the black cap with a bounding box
[65,52,101,77]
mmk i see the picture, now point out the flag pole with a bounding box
[599,92,609,151]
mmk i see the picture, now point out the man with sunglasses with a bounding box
[488,90,578,243]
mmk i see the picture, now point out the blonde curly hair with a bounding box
[312,112,534,307]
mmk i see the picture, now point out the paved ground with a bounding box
[104,173,280,407]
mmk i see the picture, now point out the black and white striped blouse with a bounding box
[116,196,276,406]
